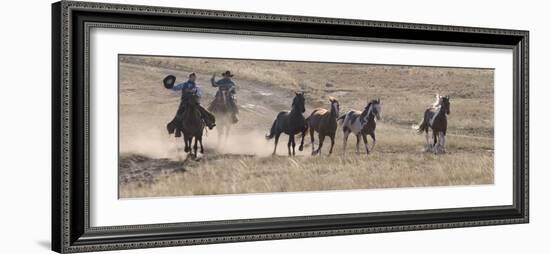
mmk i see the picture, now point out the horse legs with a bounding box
[309,128,316,155]
[342,130,350,155]
[328,134,335,155]
[362,133,370,155]
[184,135,191,153]
[193,137,199,157]
[424,129,430,151]
[272,133,281,156]
[443,131,447,152]
[316,135,326,155]
[370,132,376,152]
[291,135,296,156]
[355,134,361,154]
[432,130,439,153]
[299,126,307,151]
[439,132,446,153]
[198,136,204,154]
[183,136,187,153]
[287,135,293,156]
[444,132,447,152]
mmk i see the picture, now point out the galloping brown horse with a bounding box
[208,89,235,147]
[306,97,340,155]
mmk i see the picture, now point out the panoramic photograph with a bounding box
[118,55,494,198]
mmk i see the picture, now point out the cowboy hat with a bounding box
[163,75,176,89]
[221,70,234,77]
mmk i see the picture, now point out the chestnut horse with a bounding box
[306,97,340,155]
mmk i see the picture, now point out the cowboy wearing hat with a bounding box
[211,70,239,123]
[166,72,216,137]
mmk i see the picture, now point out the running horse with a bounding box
[338,99,382,155]
[180,93,205,157]
[265,92,308,156]
[413,94,451,153]
[208,89,236,146]
[306,96,340,155]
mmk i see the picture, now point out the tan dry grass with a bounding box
[118,55,494,198]
[120,151,493,198]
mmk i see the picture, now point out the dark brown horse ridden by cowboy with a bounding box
[208,71,239,123]
[165,73,216,138]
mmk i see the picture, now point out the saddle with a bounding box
[182,92,200,105]
[167,93,201,137]
[208,90,237,114]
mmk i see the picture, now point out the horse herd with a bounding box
[265,92,450,157]
[175,88,451,158]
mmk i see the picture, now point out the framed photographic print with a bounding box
[52,1,529,253]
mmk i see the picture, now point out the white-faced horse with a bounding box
[337,99,381,155]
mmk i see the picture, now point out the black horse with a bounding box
[414,95,451,153]
[180,94,205,157]
[265,92,308,156]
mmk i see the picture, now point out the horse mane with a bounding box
[182,93,199,106]
[291,93,305,113]
[431,94,443,108]
[360,99,381,122]
[360,102,373,120]
[328,97,339,115]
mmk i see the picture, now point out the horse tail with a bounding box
[337,113,346,126]
[412,114,428,134]
[265,118,278,140]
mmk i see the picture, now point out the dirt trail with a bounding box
[119,62,316,186]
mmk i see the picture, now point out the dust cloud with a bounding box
[119,125,289,159]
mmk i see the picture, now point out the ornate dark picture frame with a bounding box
[52,1,529,253]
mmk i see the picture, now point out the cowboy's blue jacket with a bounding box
[172,80,202,97]
[211,77,236,93]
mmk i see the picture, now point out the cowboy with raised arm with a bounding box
[166,72,216,138]
[211,70,239,123]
